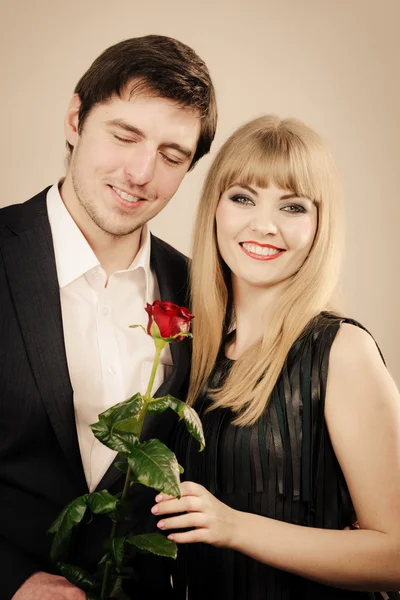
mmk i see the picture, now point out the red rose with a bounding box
[145,301,194,342]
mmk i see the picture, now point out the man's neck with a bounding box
[59,178,142,277]
[88,232,142,278]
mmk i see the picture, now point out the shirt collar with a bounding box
[46,183,152,292]
[129,218,152,299]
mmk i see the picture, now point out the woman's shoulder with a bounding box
[300,312,381,357]
[288,311,385,379]
[330,320,380,360]
[325,316,394,414]
[315,313,385,373]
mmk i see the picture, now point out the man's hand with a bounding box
[12,571,86,600]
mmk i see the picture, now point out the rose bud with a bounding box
[145,301,194,342]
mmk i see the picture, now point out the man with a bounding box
[0,35,217,599]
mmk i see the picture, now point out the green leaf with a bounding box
[90,421,126,452]
[48,495,89,561]
[126,533,177,559]
[112,416,141,435]
[109,576,133,598]
[110,537,126,570]
[129,324,147,334]
[99,393,144,423]
[56,562,97,591]
[97,551,110,566]
[146,396,177,414]
[109,576,124,598]
[115,461,129,474]
[87,490,118,515]
[111,394,144,436]
[178,402,205,451]
[127,439,181,497]
[117,565,136,578]
[150,319,162,339]
[166,331,193,342]
[90,394,143,452]
[178,463,184,474]
[148,395,205,451]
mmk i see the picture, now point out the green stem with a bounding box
[144,339,166,401]
[100,338,165,598]
[100,558,113,600]
[121,465,132,501]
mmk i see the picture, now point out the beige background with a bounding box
[1,0,399,384]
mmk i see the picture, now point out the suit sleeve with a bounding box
[0,536,41,600]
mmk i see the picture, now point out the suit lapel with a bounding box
[97,235,191,491]
[1,192,87,490]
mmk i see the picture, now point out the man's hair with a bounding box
[67,35,217,169]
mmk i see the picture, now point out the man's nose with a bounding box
[124,148,156,186]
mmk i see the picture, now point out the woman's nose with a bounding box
[249,212,278,236]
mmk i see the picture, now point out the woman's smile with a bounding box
[239,241,286,261]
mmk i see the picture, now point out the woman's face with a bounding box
[215,182,318,290]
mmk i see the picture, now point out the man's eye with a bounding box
[229,194,254,205]
[161,154,181,166]
[282,204,306,213]
[113,134,132,143]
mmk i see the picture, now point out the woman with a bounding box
[151,116,400,598]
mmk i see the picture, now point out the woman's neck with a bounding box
[226,278,284,360]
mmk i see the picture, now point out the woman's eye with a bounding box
[230,194,254,205]
[282,204,306,213]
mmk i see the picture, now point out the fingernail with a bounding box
[168,534,174,540]
[157,520,165,529]
[151,505,158,514]
[155,494,163,502]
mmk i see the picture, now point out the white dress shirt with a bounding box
[47,184,172,491]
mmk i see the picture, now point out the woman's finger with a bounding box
[152,495,202,516]
[168,529,209,544]
[157,512,206,531]
[180,481,205,497]
[154,483,205,506]
[155,493,176,502]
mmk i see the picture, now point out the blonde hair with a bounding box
[188,115,344,426]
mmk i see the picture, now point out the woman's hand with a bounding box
[151,481,238,547]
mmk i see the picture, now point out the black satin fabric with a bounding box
[172,313,382,600]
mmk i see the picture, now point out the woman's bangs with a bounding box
[218,133,321,203]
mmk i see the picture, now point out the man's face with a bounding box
[64,91,201,237]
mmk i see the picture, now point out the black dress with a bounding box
[172,313,386,600]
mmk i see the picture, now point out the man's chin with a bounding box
[98,221,144,238]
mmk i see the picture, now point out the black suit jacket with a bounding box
[0,188,191,599]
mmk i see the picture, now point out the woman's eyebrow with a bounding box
[280,193,298,200]
[230,183,258,195]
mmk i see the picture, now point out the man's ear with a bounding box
[64,94,81,148]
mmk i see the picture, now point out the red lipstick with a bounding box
[239,241,285,261]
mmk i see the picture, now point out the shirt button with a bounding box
[102,306,109,316]
[108,367,115,376]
